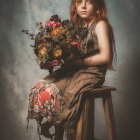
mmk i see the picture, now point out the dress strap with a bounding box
[90,18,102,41]
[90,18,102,29]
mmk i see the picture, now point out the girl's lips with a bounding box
[80,11,87,14]
[80,11,87,13]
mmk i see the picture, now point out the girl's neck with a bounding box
[83,16,96,28]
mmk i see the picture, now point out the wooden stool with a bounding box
[76,86,117,140]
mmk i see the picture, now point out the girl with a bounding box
[27,0,117,140]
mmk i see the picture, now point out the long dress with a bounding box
[27,19,108,140]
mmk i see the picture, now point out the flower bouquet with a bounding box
[22,15,88,74]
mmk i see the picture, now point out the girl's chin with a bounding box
[81,16,90,19]
[80,15,91,19]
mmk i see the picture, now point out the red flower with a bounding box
[39,90,51,106]
[71,41,81,47]
[52,60,59,66]
[47,21,62,27]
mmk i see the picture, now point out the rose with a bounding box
[47,21,62,27]
[38,90,51,106]
[71,41,81,47]
[52,60,60,66]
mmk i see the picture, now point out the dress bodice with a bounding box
[81,19,101,58]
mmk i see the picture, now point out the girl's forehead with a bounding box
[76,0,94,1]
[75,0,95,3]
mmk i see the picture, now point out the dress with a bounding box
[27,19,108,140]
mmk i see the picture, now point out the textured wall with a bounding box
[0,0,140,140]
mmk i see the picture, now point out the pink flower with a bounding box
[71,41,81,47]
[35,82,41,89]
[55,22,62,26]
[52,60,60,66]
[47,21,62,27]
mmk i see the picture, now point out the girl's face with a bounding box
[75,0,95,20]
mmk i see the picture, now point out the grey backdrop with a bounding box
[0,0,140,140]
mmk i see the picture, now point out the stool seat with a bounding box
[88,86,116,93]
[86,86,116,98]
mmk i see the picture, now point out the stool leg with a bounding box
[87,98,95,140]
[103,93,117,140]
[54,125,64,140]
[65,128,77,140]
[76,98,95,140]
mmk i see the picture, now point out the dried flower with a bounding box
[53,48,62,58]
[47,21,62,27]
[52,60,60,66]
[62,20,74,30]
[71,41,81,47]
[50,15,61,22]
[39,46,47,56]
[50,27,65,36]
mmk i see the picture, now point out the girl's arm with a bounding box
[76,20,111,67]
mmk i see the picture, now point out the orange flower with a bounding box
[39,46,47,56]
[53,48,62,58]
[51,27,65,36]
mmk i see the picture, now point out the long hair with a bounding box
[70,0,117,70]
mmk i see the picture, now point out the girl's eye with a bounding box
[86,0,92,4]
[76,0,82,4]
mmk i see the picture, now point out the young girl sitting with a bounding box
[27,0,117,140]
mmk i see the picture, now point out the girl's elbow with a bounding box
[106,58,110,64]
[102,55,110,64]
[100,49,110,65]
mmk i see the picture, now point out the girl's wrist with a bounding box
[83,58,89,66]
[75,58,84,66]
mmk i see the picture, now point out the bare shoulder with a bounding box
[95,20,109,35]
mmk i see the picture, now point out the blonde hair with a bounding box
[70,0,117,70]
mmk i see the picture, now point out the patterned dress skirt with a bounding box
[27,64,107,140]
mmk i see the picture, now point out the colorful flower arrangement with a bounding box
[28,79,61,122]
[22,15,88,74]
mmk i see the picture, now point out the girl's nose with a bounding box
[81,1,86,8]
